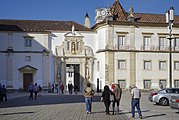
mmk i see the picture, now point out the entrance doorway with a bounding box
[23,73,33,91]
[66,64,80,91]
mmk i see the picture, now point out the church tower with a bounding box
[84,13,90,28]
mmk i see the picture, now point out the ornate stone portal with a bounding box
[55,25,94,92]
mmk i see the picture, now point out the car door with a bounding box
[169,89,179,104]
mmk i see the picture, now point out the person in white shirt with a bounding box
[131,85,142,119]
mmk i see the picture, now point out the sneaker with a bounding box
[130,116,135,119]
[139,116,143,119]
[106,112,110,115]
[112,112,116,115]
[86,111,89,114]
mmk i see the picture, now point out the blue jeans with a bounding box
[131,98,142,117]
[85,97,92,112]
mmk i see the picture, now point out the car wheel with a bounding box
[159,98,169,106]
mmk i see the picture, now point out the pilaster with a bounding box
[105,51,114,85]
[6,53,13,88]
[42,53,50,90]
[129,52,136,86]
[129,26,136,86]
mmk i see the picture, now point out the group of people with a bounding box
[101,83,122,115]
[0,83,7,103]
[49,83,65,94]
[68,83,79,94]
[48,82,78,95]
[84,82,142,119]
[28,82,42,100]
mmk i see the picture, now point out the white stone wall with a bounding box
[0,32,55,89]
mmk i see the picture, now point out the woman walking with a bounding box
[101,85,115,115]
[84,82,94,114]
[113,83,122,114]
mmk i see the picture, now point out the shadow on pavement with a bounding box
[142,113,166,119]
[0,95,101,108]
[118,109,150,115]
[0,112,34,116]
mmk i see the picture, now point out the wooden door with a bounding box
[23,73,33,91]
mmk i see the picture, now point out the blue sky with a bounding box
[0,0,179,26]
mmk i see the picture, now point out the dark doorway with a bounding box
[97,78,99,92]
[23,73,33,91]
[66,64,80,91]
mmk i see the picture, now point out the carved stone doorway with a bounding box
[66,64,80,91]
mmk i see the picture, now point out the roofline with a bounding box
[92,20,179,31]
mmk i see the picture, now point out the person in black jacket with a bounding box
[1,85,7,102]
[101,85,115,115]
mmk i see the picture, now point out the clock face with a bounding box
[100,10,106,16]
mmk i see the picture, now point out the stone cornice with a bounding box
[96,49,179,53]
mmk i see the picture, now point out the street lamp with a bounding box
[165,7,174,88]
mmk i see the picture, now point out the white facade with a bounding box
[1,0,179,91]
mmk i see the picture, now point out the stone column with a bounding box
[61,57,66,85]
[81,61,86,92]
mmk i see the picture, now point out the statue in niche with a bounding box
[71,42,75,54]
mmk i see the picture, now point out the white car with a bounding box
[170,96,179,111]
[148,88,179,106]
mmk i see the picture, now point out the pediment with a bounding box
[18,65,38,71]
[64,31,84,37]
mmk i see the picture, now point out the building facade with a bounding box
[0,0,179,91]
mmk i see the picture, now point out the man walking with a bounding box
[28,82,34,100]
[131,85,142,119]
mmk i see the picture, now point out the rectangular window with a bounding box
[143,37,151,50]
[174,61,179,70]
[26,56,31,61]
[144,61,151,70]
[174,38,179,50]
[159,79,166,88]
[77,42,79,50]
[25,39,32,47]
[117,36,125,49]
[118,80,125,89]
[100,80,102,90]
[97,61,100,71]
[118,60,126,69]
[144,80,151,89]
[159,37,167,50]
[159,61,167,70]
[68,72,73,77]
[174,80,179,88]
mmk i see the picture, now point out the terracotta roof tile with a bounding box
[111,0,127,21]
[111,0,179,25]
[134,13,179,24]
[0,19,92,32]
